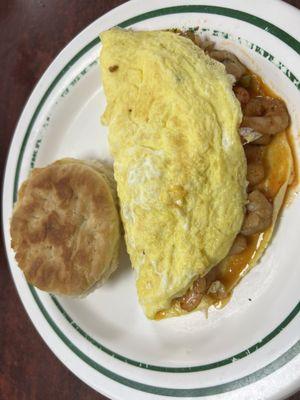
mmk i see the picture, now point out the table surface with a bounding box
[1,1,300,399]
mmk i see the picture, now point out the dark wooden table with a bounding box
[1,1,300,399]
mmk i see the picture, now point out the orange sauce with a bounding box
[217,234,260,290]
[285,132,299,204]
[209,71,298,304]
[186,72,297,313]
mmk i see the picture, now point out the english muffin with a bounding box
[10,158,120,296]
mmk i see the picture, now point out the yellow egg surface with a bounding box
[100,28,247,319]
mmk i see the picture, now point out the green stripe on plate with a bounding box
[119,5,300,54]
[30,284,300,397]
[50,293,300,373]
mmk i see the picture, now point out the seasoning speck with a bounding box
[109,65,119,72]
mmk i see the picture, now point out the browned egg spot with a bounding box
[109,65,119,72]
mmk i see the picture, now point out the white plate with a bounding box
[3,1,300,399]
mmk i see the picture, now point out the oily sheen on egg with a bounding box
[100,29,247,319]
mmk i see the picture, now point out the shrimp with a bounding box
[242,97,290,135]
[179,277,206,312]
[247,162,265,186]
[241,190,273,236]
[244,145,265,163]
[179,30,198,44]
[209,50,247,80]
[234,86,250,105]
[177,31,215,52]
[229,234,247,255]
[205,266,218,287]
[199,39,215,52]
[252,134,272,145]
[207,280,227,300]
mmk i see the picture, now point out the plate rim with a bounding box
[22,21,300,372]
[3,1,300,398]
[11,3,300,373]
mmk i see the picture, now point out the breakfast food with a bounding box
[100,28,295,319]
[100,28,247,318]
[10,158,120,296]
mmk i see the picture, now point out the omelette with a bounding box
[100,28,294,320]
[100,28,247,318]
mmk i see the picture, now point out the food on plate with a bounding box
[100,28,295,319]
[100,28,247,318]
[10,158,120,296]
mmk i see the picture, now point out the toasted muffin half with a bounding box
[10,158,120,296]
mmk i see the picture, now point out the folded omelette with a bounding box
[100,28,247,319]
